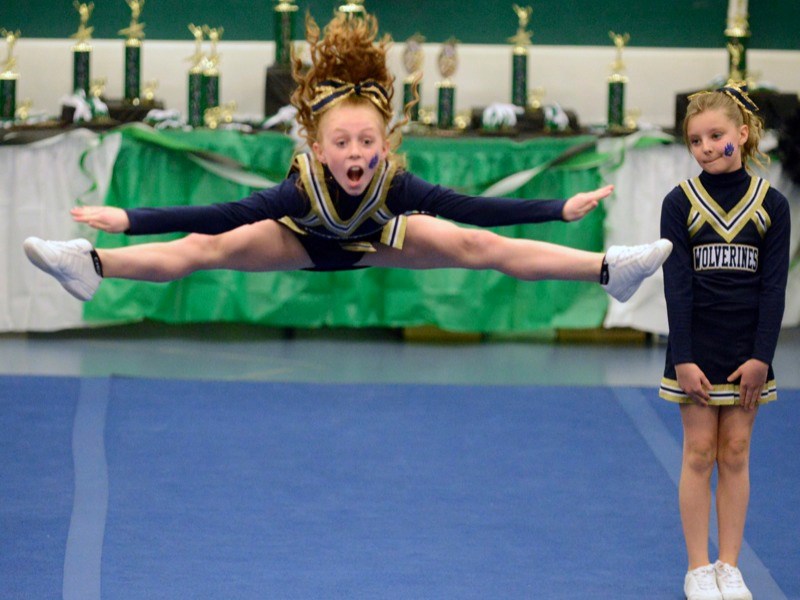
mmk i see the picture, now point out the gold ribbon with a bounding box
[310,78,392,119]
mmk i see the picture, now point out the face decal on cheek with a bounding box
[368,154,379,170]
[724,142,735,157]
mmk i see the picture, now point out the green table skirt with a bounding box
[85,129,608,333]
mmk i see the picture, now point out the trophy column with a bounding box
[509,5,533,109]
[402,34,424,122]
[70,2,95,95]
[202,26,223,113]
[264,0,298,117]
[119,0,146,103]
[436,39,458,130]
[606,31,629,131]
[0,29,20,121]
[186,24,205,127]
[725,0,750,83]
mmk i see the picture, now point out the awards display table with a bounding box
[4,127,798,334]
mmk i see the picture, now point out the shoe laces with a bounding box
[692,565,718,590]
[716,562,745,588]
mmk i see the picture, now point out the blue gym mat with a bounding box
[1,375,797,599]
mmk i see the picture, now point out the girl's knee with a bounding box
[717,437,751,473]
[180,233,225,265]
[683,439,717,473]
[454,229,502,262]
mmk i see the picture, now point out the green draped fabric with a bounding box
[84,129,608,332]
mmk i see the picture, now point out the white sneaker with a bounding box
[603,239,673,302]
[685,564,724,600]
[23,237,102,301]
[714,561,753,600]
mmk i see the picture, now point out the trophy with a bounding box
[402,34,424,122]
[725,0,749,83]
[70,2,94,95]
[203,26,223,112]
[273,0,298,67]
[607,31,630,130]
[436,38,458,129]
[508,4,533,108]
[118,0,146,103]
[338,0,366,17]
[264,0,299,116]
[142,80,158,103]
[186,23,205,126]
[0,29,20,121]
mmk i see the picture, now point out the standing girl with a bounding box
[659,84,791,600]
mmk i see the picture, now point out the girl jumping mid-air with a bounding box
[25,12,671,306]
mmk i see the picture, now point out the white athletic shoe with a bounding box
[23,237,102,301]
[684,564,724,600]
[714,561,753,600]
[603,239,673,303]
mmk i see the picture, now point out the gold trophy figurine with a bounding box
[142,80,158,103]
[204,26,223,78]
[1,29,20,76]
[1,29,21,121]
[119,0,146,46]
[338,0,366,17]
[187,23,206,74]
[607,31,630,130]
[71,1,95,50]
[725,0,749,38]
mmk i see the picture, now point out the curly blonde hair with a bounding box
[291,12,415,158]
[683,88,769,173]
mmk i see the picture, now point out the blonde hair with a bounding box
[291,12,417,162]
[683,88,769,173]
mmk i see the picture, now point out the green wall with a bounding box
[1,1,798,49]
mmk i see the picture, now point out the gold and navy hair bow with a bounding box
[310,78,392,118]
[718,82,759,115]
[688,82,759,116]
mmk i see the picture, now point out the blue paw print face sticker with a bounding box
[368,154,379,169]
[724,142,735,157]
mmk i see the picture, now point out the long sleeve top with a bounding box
[125,167,568,237]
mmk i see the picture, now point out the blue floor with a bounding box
[2,374,798,599]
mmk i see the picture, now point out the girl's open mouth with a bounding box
[347,166,364,182]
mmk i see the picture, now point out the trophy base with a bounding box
[265,64,298,118]
[60,98,164,125]
[674,89,799,134]
[105,98,165,123]
[469,107,582,136]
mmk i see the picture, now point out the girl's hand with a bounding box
[727,358,768,411]
[562,184,614,222]
[675,362,713,406]
[70,206,130,233]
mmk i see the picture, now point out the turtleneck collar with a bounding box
[698,166,750,190]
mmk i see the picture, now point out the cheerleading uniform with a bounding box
[125,152,571,271]
[659,167,790,404]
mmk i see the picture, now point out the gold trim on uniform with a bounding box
[680,176,770,243]
[285,152,406,251]
[753,206,771,238]
[659,376,777,404]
